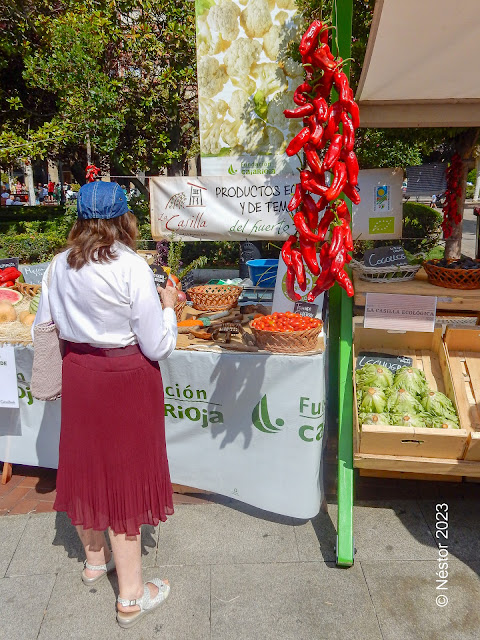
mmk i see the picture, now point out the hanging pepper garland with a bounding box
[281,19,360,301]
[441,153,463,239]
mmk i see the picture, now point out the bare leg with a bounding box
[76,526,111,579]
[108,528,168,613]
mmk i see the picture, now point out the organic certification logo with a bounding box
[252,395,284,434]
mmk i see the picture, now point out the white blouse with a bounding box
[33,243,177,361]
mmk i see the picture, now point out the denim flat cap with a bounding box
[77,181,130,220]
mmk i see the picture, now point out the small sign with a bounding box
[20,263,49,285]
[374,185,390,212]
[364,293,437,332]
[0,345,19,408]
[294,301,318,318]
[0,257,19,271]
[356,352,413,373]
[150,264,170,289]
[363,246,408,268]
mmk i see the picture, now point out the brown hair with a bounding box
[66,211,138,269]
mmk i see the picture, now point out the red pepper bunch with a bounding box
[0,266,21,288]
[441,153,463,239]
[281,19,360,301]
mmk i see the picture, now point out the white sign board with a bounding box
[352,168,403,239]
[364,293,437,332]
[0,345,19,408]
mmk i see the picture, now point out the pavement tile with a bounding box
[24,487,56,502]
[361,560,480,640]
[0,475,23,496]
[211,562,382,640]
[418,498,480,564]
[6,512,159,576]
[157,503,298,566]
[8,499,40,515]
[37,565,210,640]
[292,502,337,562]
[0,573,56,640]
[0,485,31,510]
[0,514,29,577]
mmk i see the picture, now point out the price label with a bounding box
[0,257,19,271]
[356,352,413,373]
[294,301,318,318]
[363,246,408,268]
[150,264,170,289]
[365,293,437,332]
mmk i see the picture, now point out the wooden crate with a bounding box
[353,328,469,460]
[444,327,480,461]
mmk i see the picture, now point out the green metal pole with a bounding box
[330,0,354,567]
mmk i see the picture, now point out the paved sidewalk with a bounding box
[1,490,480,640]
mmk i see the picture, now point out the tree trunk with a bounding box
[58,160,65,206]
[474,155,480,202]
[444,128,480,260]
[86,134,92,166]
[23,159,35,206]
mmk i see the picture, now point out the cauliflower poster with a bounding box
[196,0,302,176]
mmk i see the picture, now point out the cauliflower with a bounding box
[251,63,288,97]
[196,16,212,57]
[207,0,240,42]
[201,122,223,155]
[267,91,295,127]
[276,0,296,8]
[197,57,228,98]
[220,119,241,147]
[263,24,281,60]
[236,120,266,154]
[265,126,285,153]
[216,99,229,117]
[230,74,256,96]
[223,38,262,78]
[282,57,304,78]
[228,89,254,120]
[275,11,289,26]
[240,0,272,38]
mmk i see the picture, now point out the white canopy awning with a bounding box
[355,0,480,127]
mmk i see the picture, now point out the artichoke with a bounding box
[356,364,393,390]
[390,413,428,428]
[358,387,387,414]
[392,367,428,396]
[359,412,390,426]
[421,390,456,418]
[386,387,423,414]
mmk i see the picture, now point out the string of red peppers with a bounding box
[441,153,463,239]
[281,19,360,302]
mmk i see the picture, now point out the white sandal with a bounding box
[81,555,115,585]
[116,579,170,629]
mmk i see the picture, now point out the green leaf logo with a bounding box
[228,164,237,175]
[252,395,284,434]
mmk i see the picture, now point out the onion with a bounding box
[177,290,187,303]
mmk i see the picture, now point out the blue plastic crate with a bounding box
[246,259,279,288]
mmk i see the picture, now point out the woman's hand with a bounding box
[158,285,178,309]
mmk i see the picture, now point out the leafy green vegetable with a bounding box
[386,387,423,414]
[392,367,428,396]
[358,387,387,414]
[356,363,393,390]
[420,390,457,418]
[428,417,461,430]
[390,413,428,428]
[253,91,268,121]
[358,413,390,426]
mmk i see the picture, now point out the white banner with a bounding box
[351,168,403,239]
[0,346,326,519]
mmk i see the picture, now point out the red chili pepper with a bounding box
[333,69,351,104]
[307,269,335,302]
[300,170,328,196]
[288,184,305,212]
[291,248,307,291]
[323,133,343,170]
[345,99,360,128]
[307,116,324,148]
[330,246,347,276]
[335,269,354,296]
[311,45,336,71]
[343,182,361,205]
[340,218,354,252]
[340,113,355,152]
[0,267,20,283]
[284,103,314,119]
[344,150,359,187]
[299,236,320,276]
[0,280,14,287]
[281,234,297,267]
[294,211,324,243]
[286,127,311,156]
[316,207,335,240]
[323,102,344,141]
[299,20,324,57]
[319,24,330,45]
[304,143,323,175]
[329,223,345,257]
[293,82,313,106]
[314,69,335,99]
[286,265,301,301]
[312,96,328,122]
[325,161,347,202]
[302,193,319,229]
[336,199,350,220]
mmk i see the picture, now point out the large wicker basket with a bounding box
[187,284,242,311]
[350,258,421,283]
[423,260,480,290]
[250,323,323,354]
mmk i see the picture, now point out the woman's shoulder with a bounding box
[114,244,151,272]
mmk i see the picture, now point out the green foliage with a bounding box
[0,231,67,263]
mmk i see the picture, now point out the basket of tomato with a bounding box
[250,312,323,353]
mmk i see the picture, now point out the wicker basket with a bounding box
[250,323,323,354]
[350,258,421,283]
[423,260,480,290]
[187,284,242,311]
[174,300,186,322]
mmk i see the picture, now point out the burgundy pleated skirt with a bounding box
[54,342,174,536]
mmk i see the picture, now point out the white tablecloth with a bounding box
[0,345,326,518]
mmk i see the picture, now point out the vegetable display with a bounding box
[281,19,360,301]
[441,153,463,239]
[0,266,22,288]
[251,311,322,332]
[355,362,460,429]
